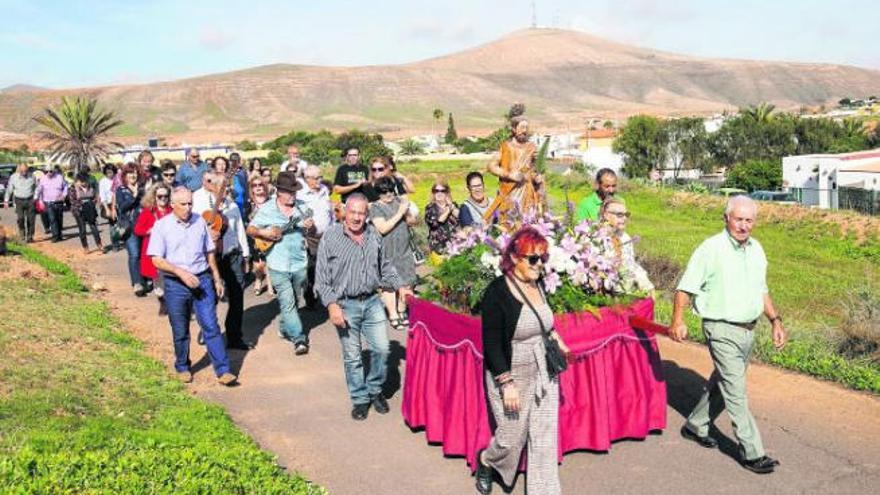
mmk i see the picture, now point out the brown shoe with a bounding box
[217,372,238,386]
[176,370,193,383]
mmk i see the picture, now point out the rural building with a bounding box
[782,148,880,211]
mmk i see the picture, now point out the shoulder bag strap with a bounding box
[507,275,551,336]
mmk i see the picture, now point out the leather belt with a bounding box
[341,292,376,302]
[704,318,758,331]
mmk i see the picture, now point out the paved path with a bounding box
[6,209,879,494]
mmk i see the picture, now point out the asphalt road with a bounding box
[5,207,878,495]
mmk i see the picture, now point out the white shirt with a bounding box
[280,159,307,177]
[192,188,251,257]
[298,184,333,236]
[98,177,114,204]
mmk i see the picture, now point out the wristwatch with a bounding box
[769,315,783,324]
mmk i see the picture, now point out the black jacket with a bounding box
[481,276,527,380]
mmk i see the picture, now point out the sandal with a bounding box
[388,318,406,331]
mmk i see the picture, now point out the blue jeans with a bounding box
[269,268,307,344]
[337,295,389,405]
[164,272,231,376]
[124,233,144,287]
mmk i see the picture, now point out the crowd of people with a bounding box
[4,105,789,493]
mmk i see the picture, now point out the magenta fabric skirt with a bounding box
[401,297,667,472]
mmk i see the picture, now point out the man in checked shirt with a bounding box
[315,193,413,421]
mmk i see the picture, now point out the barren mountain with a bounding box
[2,28,879,143]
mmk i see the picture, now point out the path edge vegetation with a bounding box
[0,243,325,494]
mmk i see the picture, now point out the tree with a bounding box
[839,97,852,107]
[725,159,782,192]
[399,138,425,155]
[236,139,257,151]
[445,113,458,144]
[664,117,710,178]
[612,115,668,178]
[709,111,796,167]
[33,95,123,174]
[603,120,614,129]
[334,129,392,165]
[741,102,777,124]
[432,108,444,137]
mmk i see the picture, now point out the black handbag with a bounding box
[508,276,569,378]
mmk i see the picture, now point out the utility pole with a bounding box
[531,0,537,28]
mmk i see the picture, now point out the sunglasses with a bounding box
[525,253,549,266]
[162,172,175,177]
[190,155,200,159]
[432,188,447,193]
[156,194,169,199]
[371,167,385,172]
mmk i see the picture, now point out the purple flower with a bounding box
[560,234,580,257]
[543,270,562,293]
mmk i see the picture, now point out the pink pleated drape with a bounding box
[401,298,667,471]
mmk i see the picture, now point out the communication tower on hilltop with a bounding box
[531,0,537,28]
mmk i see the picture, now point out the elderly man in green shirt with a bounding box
[670,195,787,475]
[575,168,617,222]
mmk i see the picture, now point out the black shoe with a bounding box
[371,394,389,414]
[294,342,309,355]
[351,403,370,421]
[475,449,493,494]
[680,425,718,449]
[197,330,205,346]
[227,340,254,351]
[133,283,147,297]
[158,297,168,316]
[741,456,777,474]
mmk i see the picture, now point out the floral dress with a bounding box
[424,201,459,254]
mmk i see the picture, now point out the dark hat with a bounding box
[275,171,302,193]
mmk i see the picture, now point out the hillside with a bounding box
[1,28,879,143]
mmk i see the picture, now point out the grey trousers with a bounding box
[685,320,765,460]
[484,346,560,494]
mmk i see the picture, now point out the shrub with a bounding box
[635,253,682,291]
[725,159,782,192]
[399,138,425,156]
[837,288,880,363]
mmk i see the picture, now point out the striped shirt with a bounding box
[315,223,402,306]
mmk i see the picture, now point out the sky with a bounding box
[2,0,878,89]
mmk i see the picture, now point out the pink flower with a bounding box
[543,270,562,294]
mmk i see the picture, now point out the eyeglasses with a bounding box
[525,253,549,266]
[371,167,385,172]
[432,188,447,193]
[606,211,631,219]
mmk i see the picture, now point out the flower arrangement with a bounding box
[422,208,651,315]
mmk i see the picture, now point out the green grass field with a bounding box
[0,245,324,494]
[388,159,880,393]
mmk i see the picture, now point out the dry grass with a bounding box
[668,191,880,245]
[635,253,683,291]
[837,289,880,363]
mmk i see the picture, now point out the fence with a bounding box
[838,187,880,215]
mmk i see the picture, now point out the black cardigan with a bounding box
[481,275,529,380]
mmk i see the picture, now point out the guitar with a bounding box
[202,192,228,253]
[253,205,313,253]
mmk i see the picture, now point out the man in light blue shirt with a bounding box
[175,148,207,191]
[247,172,314,355]
[149,186,236,385]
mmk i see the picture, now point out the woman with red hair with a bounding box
[475,226,570,495]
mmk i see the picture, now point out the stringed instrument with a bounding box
[202,191,228,253]
[253,205,312,253]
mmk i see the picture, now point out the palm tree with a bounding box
[741,102,776,124]
[841,118,866,138]
[432,108,444,138]
[33,96,123,174]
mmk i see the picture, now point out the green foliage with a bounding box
[0,244,324,493]
[445,113,458,144]
[265,149,285,167]
[422,244,494,314]
[236,139,258,151]
[724,159,782,191]
[544,279,640,315]
[664,117,711,176]
[260,128,389,166]
[33,96,123,174]
[613,115,668,178]
[399,138,425,156]
[534,136,550,174]
[709,108,796,167]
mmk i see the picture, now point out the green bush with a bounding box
[725,159,782,192]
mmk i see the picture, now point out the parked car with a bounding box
[0,164,17,206]
[715,187,747,197]
[748,190,797,204]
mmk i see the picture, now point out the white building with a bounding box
[782,148,880,209]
